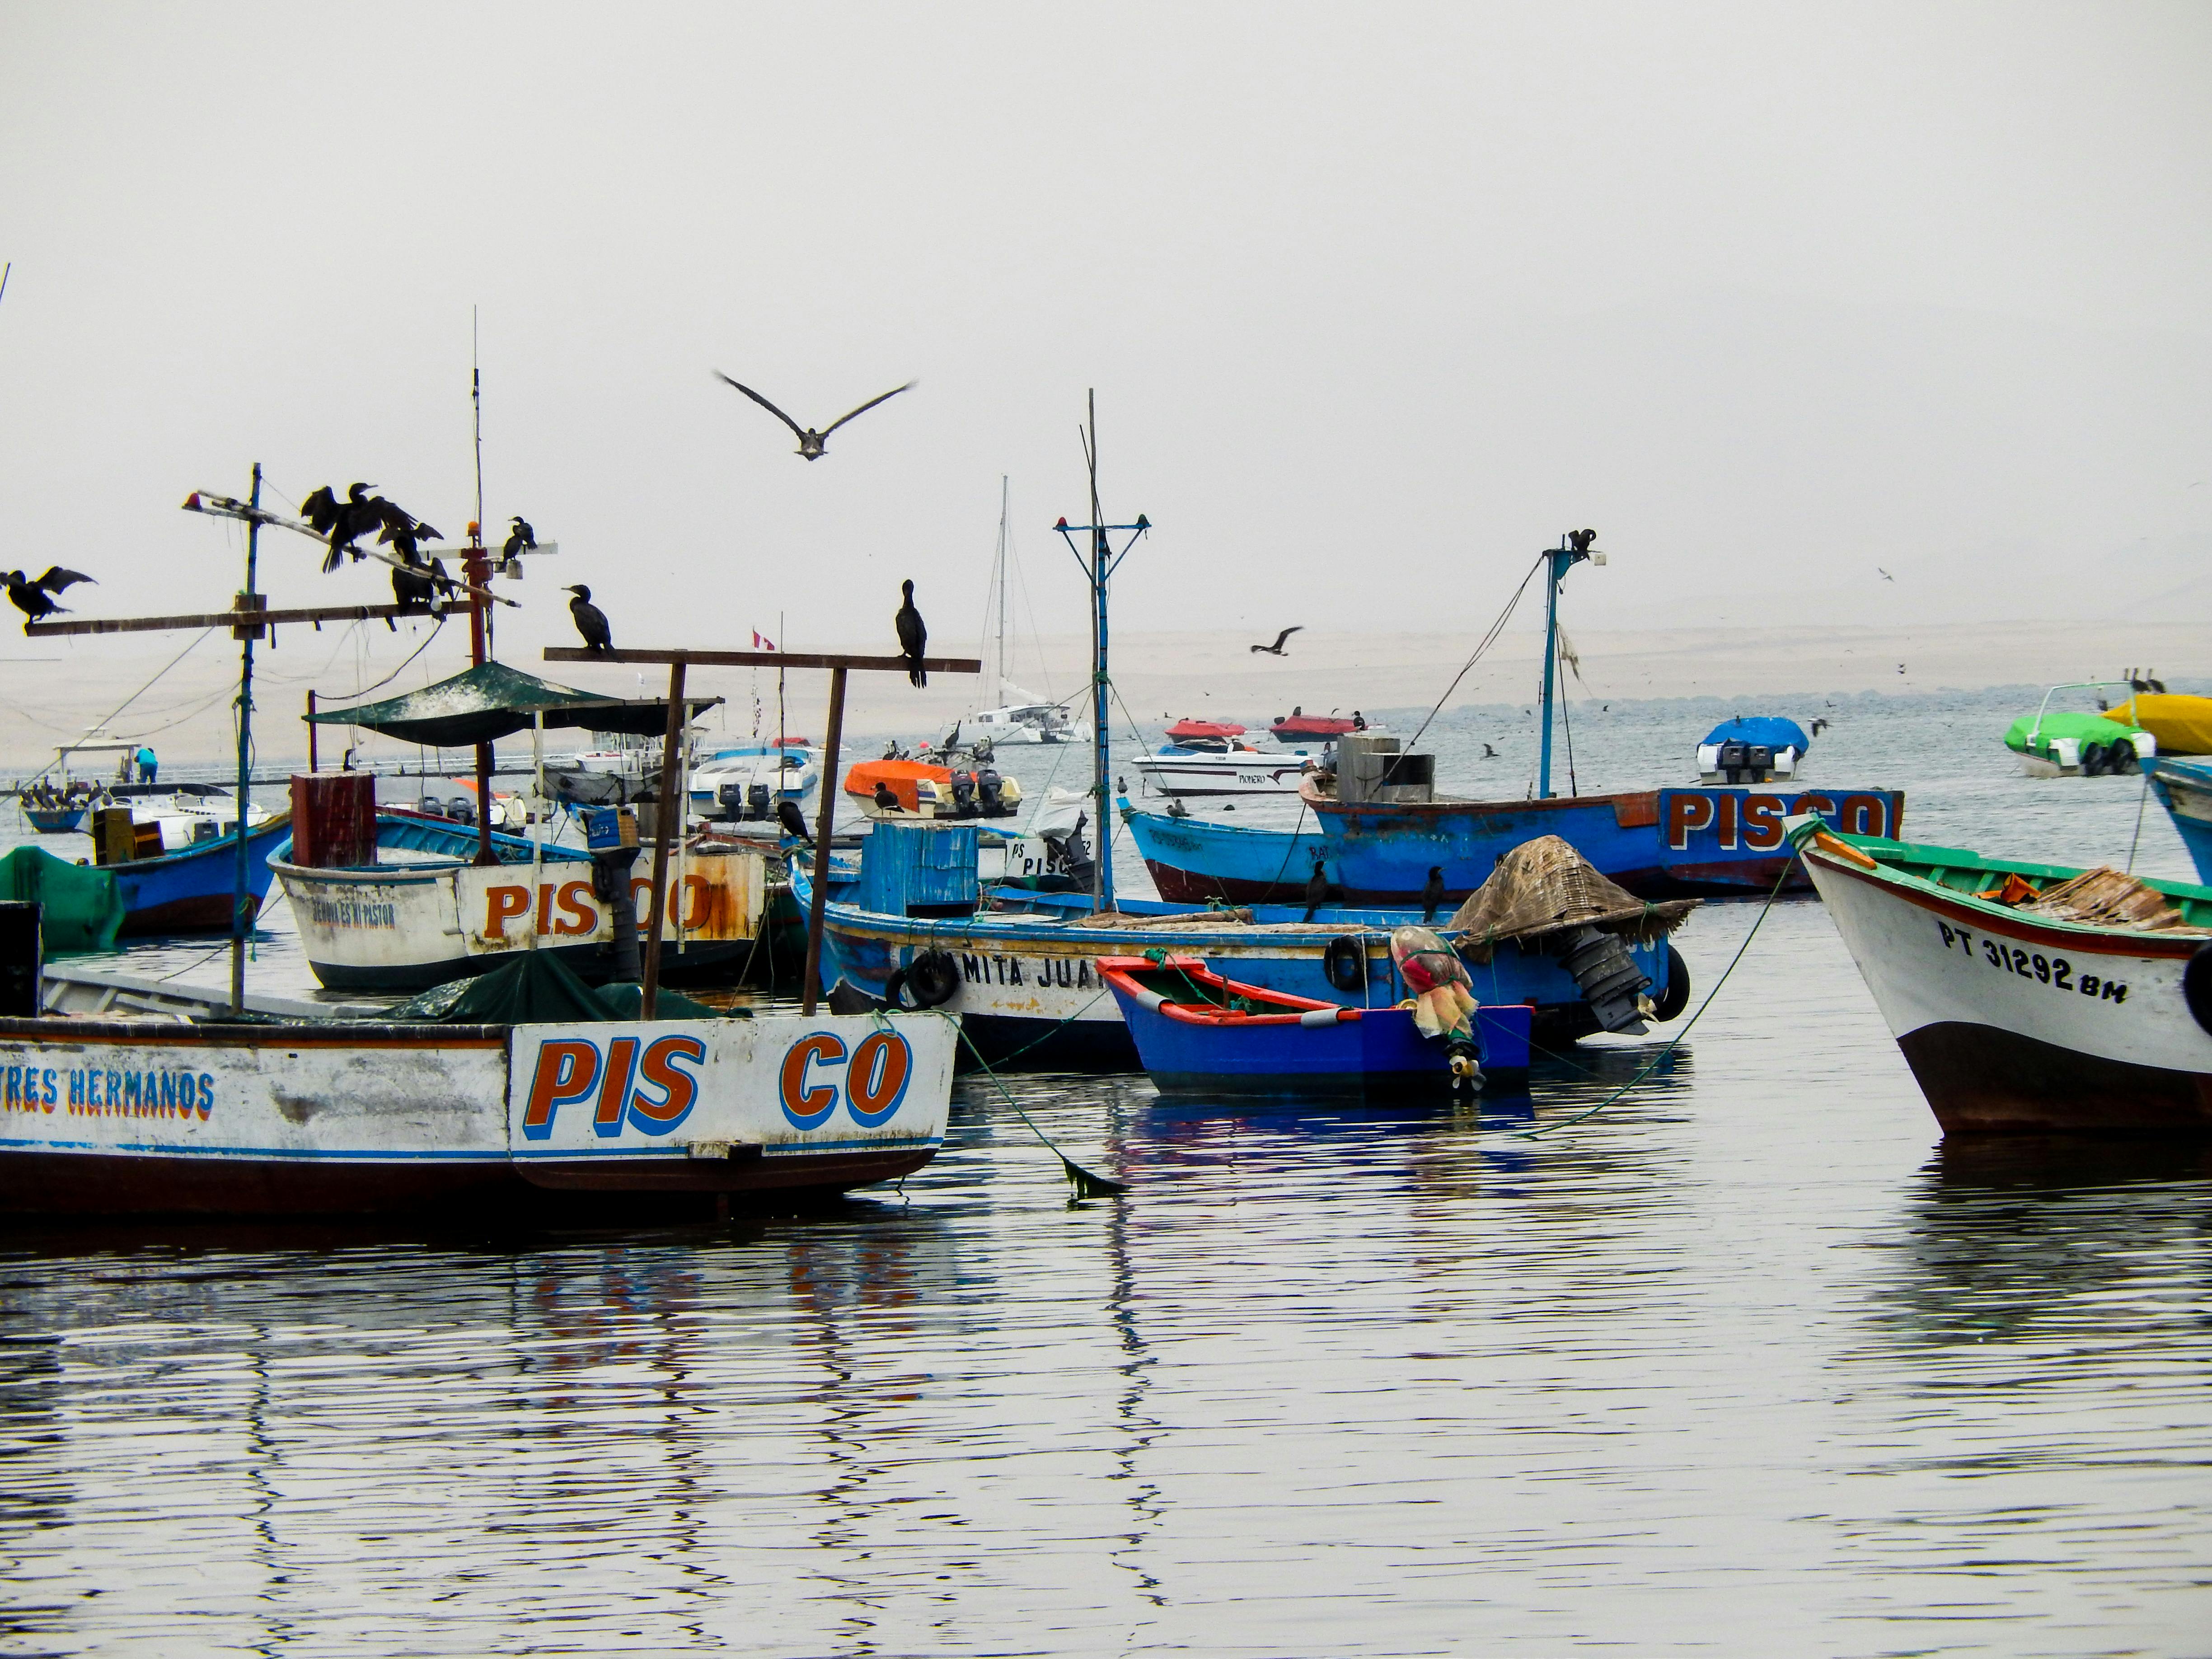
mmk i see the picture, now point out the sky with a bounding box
[0,1,2207,693]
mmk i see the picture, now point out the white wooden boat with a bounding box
[0,1005,954,1216]
[271,815,766,992]
[1788,817,2212,1135]
[1129,736,1324,798]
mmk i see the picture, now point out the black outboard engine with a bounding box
[1717,740,1748,783]
[1745,744,1773,779]
[746,782,772,821]
[448,795,477,826]
[717,782,746,820]
[950,771,977,816]
[591,844,642,982]
[977,768,1003,814]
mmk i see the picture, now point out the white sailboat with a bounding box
[960,479,1087,748]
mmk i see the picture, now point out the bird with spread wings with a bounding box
[712,371,915,460]
[5,566,94,627]
[1250,626,1303,656]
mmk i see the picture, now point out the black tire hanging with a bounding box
[1323,935,1367,995]
[893,948,961,1010]
[2184,944,2212,1038]
[1651,944,1691,1022]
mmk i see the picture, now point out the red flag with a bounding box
[753,629,776,651]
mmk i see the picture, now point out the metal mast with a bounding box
[230,463,262,1012]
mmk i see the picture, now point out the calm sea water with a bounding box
[4,688,2208,1655]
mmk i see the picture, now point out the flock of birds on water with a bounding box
[6,370,938,688]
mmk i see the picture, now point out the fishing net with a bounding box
[0,846,124,956]
[1446,834,1696,964]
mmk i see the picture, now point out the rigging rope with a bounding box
[1406,554,1544,753]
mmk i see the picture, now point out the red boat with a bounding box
[1166,718,1247,742]
[1271,712,1366,740]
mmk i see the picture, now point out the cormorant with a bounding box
[873,780,899,811]
[1303,856,1329,923]
[711,371,916,461]
[775,798,810,840]
[392,558,455,614]
[375,501,441,567]
[1421,866,1446,923]
[1250,627,1303,656]
[895,579,927,687]
[565,584,612,654]
[502,516,537,561]
[5,566,94,625]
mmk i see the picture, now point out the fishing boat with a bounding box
[2143,757,2212,885]
[2006,682,2158,776]
[1788,817,2212,1134]
[1129,733,1323,798]
[798,820,1691,1066]
[1696,716,1810,783]
[108,816,292,935]
[0,955,956,1216]
[1098,954,1533,1098]
[15,785,94,834]
[844,757,1020,820]
[1122,798,1327,903]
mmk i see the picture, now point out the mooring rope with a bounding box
[1512,859,1795,1139]
[923,1008,1126,1200]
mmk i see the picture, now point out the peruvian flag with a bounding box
[752,629,776,650]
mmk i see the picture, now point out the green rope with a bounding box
[1512,861,1793,1139]
[927,1008,1127,1200]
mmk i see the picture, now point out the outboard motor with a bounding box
[1717,740,1748,783]
[717,782,746,820]
[1746,744,1773,779]
[1558,925,1650,1035]
[448,795,477,826]
[746,782,772,821]
[950,771,977,815]
[976,768,1003,814]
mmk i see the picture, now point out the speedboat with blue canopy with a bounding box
[1696,716,1812,784]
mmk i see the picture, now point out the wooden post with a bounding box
[306,689,318,773]
[801,666,848,1017]
[639,656,687,1017]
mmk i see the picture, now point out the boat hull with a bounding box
[110,818,288,937]
[1130,751,1317,798]
[0,1011,954,1217]
[1308,787,1905,902]
[2145,758,2212,886]
[21,808,85,834]
[1800,843,2212,1136]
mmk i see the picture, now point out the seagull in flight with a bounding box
[1877,567,1894,582]
[711,371,915,460]
[1250,626,1303,656]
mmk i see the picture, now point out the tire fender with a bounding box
[1323,935,1367,996]
[2185,943,2212,1038]
[1651,943,1691,1022]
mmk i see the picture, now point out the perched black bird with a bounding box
[375,500,441,567]
[1250,626,1303,656]
[712,371,916,461]
[502,516,537,561]
[775,798,810,841]
[565,584,613,654]
[1303,856,1329,923]
[1421,866,1446,923]
[895,579,927,687]
[5,566,94,626]
[873,780,899,811]
[391,557,455,614]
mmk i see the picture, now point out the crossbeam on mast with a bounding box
[29,602,464,638]
[183,492,520,608]
[544,647,983,673]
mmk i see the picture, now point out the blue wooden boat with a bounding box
[1098,954,1532,1097]
[110,816,291,935]
[2143,757,2212,885]
[20,803,87,834]
[1123,783,1905,904]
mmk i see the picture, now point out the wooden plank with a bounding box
[28,603,462,638]
[543,647,981,673]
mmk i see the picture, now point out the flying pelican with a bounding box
[712,371,915,460]
[1250,627,1303,656]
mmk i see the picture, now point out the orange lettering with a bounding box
[486,885,531,940]
[555,880,597,936]
[1664,793,1715,851]
[779,1033,845,1129]
[520,1041,600,1137]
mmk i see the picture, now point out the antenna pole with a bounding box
[1539,540,1561,800]
[467,318,496,864]
[230,462,262,1012]
[996,475,1009,704]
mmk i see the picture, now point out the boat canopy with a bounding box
[1699,716,1811,753]
[307,662,721,748]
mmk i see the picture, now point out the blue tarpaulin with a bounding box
[1700,717,1812,752]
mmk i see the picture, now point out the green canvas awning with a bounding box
[307,661,720,748]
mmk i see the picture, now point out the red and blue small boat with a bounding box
[1097,954,1532,1098]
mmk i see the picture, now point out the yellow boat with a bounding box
[2106,694,2212,757]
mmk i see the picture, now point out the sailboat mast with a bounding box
[995,476,1009,706]
[1086,395,1111,911]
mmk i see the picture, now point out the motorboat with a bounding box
[1130,734,1325,798]
[843,758,1021,820]
[2006,682,2158,776]
[691,740,820,820]
[1165,717,1247,742]
[963,698,1083,746]
[1272,710,1374,741]
[1696,716,1810,783]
